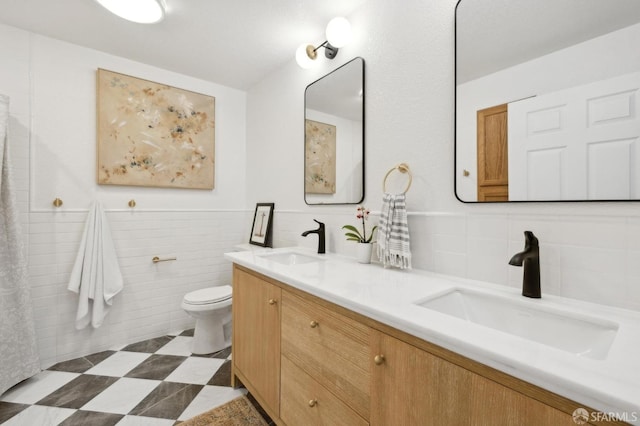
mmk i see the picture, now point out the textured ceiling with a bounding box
[0,0,367,90]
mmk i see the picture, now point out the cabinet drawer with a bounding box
[281,291,370,419]
[281,355,368,426]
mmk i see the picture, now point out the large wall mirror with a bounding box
[455,0,640,202]
[305,57,364,205]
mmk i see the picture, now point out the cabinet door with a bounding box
[232,267,281,415]
[370,330,575,426]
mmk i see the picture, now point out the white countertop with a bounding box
[224,247,640,423]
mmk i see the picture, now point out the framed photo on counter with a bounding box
[249,203,274,247]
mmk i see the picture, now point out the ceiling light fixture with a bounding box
[296,17,352,69]
[95,0,166,24]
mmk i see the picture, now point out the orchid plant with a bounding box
[342,206,377,243]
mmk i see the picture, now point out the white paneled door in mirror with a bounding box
[508,72,640,201]
[455,0,640,202]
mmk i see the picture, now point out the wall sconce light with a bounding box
[296,17,352,69]
[95,0,166,24]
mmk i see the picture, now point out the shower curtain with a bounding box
[0,94,40,395]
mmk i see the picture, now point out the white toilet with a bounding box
[181,285,232,354]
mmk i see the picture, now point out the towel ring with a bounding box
[382,163,412,194]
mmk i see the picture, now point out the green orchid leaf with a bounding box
[342,224,361,234]
[365,225,378,243]
[342,225,363,240]
[344,232,362,241]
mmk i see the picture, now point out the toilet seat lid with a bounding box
[184,285,232,305]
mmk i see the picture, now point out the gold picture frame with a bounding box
[97,69,215,189]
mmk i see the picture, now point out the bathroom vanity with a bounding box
[225,248,639,425]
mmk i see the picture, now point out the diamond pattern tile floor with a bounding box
[0,330,271,425]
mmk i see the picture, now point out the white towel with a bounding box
[377,192,412,269]
[68,201,123,329]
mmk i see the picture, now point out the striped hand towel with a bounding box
[377,192,411,269]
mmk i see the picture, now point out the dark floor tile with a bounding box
[125,354,187,380]
[122,336,174,353]
[48,351,116,373]
[0,401,30,423]
[59,410,124,426]
[47,358,93,374]
[85,350,117,367]
[179,329,195,337]
[36,375,119,409]
[207,360,231,386]
[212,346,232,359]
[191,345,231,359]
[129,381,203,420]
[247,392,274,425]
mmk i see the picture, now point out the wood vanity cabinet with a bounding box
[370,330,577,426]
[232,265,608,426]
[231,266,281,420]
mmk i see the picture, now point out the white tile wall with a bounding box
[274,210,640,314]
[28,210,249,368]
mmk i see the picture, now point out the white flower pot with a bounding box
[356,243,373,264]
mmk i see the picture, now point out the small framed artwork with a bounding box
[250,203,274,247]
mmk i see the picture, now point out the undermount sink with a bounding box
[415,288,618,360]
[259,251,324,266]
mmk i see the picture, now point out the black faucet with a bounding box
[301,219,325,254]
[509,231,541,298]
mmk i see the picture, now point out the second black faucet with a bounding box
[509,230,541,298]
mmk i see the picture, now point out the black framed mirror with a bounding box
[305,57,365,205]
[455,0,640,202]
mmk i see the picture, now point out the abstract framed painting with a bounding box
[97,69,215,189]
[305,119,336,194]
[249,203,274,247]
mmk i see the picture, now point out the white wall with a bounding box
[456,22,640,201]
[246,0,640,313]
[0,24,249,368]
[29,35,247,211]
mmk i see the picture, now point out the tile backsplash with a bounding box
[273,210,640,313]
